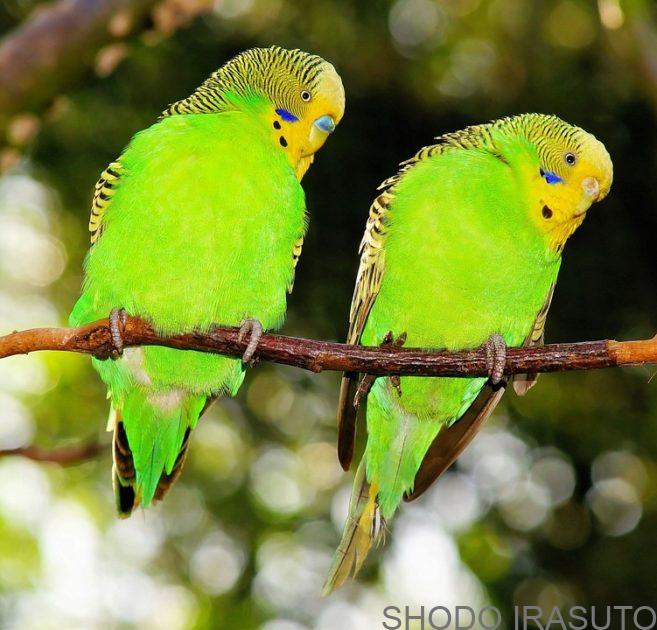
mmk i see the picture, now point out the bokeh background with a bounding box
[0,0,656,628]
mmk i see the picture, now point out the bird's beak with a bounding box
[582,176,600,201]
[306,115,337,156]
[313,115,336,134]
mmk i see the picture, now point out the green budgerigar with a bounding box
[70,47,344,516]
[324,114,612,592]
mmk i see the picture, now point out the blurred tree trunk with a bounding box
[0,0,158,120]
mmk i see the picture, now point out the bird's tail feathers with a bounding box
[111,390,205,517]
[322,461,384,595]
[153,427,192,502]
[112,410,138,518]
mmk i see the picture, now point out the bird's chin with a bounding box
[295,154,315,181]
[574,198,592,217]
[308,126,331,153]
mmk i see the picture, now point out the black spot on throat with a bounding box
[542,205,553,219]
[273,120,281,130]
[279,136,288,148]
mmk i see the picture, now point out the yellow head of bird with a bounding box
[522,114,613,250]
[163,46,345,180]
[260,50,345,179]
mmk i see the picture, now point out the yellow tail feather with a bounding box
[322,461,383,595]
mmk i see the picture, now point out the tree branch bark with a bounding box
[2,315,656,465]
[0,441,105,464]
[1,315,657,377]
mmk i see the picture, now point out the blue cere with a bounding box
[276,108,299,122]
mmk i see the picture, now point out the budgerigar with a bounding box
[324,114,612,593]
[70,47,345,516]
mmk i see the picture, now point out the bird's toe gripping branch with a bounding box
[109,308,128,359]
[354,331,407,409]
[484,333,507,386]
[238,318,264,365]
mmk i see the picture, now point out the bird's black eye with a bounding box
[300,90,312,102]
[564,152,577,166]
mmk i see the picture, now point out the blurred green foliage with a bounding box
[1,0,657,628]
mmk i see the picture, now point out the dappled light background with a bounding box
[0,0,657,628]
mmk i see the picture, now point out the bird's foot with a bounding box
[484,333,507,386]
[238,318,264,365]
[384,331,406,396]
[390,375,402,397]
[382,331,408,348]
[108,308,127,359]
[354,373,376,409]
[353,330,407,408]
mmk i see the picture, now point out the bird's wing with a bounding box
[513,282,555,395]
[405,283,557,502]
[89,160,124,244]
[337,187,393,470]
[288,235,304,294]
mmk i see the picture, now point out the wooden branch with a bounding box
[1,316,655,465]
[1,315,657,377]
[0,440,105,464]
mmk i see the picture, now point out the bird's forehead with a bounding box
[545,127,611,169]
[577,133,613,179]
[315,62,345,118]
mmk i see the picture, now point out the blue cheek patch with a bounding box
[543,170,564,185]
[276,108,299,122]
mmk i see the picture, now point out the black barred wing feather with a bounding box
[337,188,392,470]
[513,283,555,396]
[89,161,123,244]
[288,235,304,294]
[346,189,392,344]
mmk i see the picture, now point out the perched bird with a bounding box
[70,47,344,516]
[324,114,612,593]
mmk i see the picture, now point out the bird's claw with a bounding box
[109,308,127,359]
[484,333,507,386]
[238,318,264,365]
[353,330,407,408]
[354,374,376,409]
[384,331,406,396]
[381,331,407,348]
